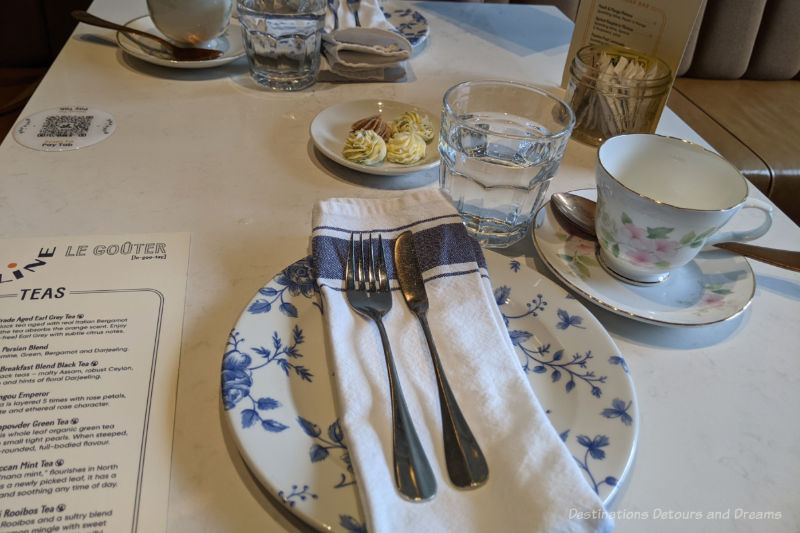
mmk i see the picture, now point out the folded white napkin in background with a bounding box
[321,0,412,81]
[310,190,613,533]
[322,27,411,81]
[324,0,395,32]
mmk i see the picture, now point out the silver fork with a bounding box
[346,0,361,26]
[345,233,437,502]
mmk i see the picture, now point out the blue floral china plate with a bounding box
[380,2,429,47]
[532,189,757,327]
[221,251,638,532]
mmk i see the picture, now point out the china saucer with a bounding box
[116,15,245,69]
[532,189,756,327]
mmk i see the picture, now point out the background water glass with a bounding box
[439,80,575,248]
[238,0,326,91]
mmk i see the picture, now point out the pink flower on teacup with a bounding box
[621,223,647,242]
[618,232,681,267]
[653,238,680,255]
[627,248,655,266]
[600,211,690,268]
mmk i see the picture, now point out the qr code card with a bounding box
[14,106,116,151]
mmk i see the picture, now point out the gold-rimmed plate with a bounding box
[116,15,245,69]
[532,189,757,327]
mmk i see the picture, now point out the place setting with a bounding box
[234,67,794,532]
[222,79,639,532]
[232,0,428,89]
[221,191,637,532]
[70,0,427,77]
[221,77,797,530]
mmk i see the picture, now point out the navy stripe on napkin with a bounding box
[312,221,486,284]
[312,213,460,236]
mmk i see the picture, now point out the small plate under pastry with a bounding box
[310,99,440,176]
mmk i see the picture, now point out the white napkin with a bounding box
[324,0,395,32]
[321,0,412,81]
[310,190,613,533]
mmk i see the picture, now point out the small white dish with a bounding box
[532,189,757,327]
[116,15,245,69]
[310,99,440,176]
[381,3,429,47]
[221,250,637,531]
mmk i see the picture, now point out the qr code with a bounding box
[37,115,94,138]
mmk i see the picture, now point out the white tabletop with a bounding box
[2,1,799,532]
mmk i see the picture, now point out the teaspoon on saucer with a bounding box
[551,192,800,273]
[72,10,223,61]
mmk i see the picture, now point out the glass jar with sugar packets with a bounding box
[566,44,672,146]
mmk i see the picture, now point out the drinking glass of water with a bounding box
[439,80,575,248]
[238,0,326,91]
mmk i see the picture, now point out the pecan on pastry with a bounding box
[350,115,393,142]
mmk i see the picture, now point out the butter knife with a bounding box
[394,230,489,488]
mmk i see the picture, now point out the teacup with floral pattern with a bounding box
[595,134,773,284]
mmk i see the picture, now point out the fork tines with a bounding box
[347,233,387,292]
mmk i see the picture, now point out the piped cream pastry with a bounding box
[386,131,426,164]
[343,130,387,165]
[394,111,435,143]
[351,115,393,142]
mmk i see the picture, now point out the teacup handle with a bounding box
[706,197,773,245]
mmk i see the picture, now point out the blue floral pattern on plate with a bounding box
[222,252,638,532]
[380,4,429,47]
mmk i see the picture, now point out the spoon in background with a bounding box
[71,11,223,61]
[346,0,361,26]
[551,192,800,273]
[328,0,339,29]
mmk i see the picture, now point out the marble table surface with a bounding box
[1,1,798,531]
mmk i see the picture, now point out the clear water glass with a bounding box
[439,80,575,248]
[238,0,326,91]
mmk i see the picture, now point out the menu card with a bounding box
[561,0,704,88]
[0,233,189,533]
